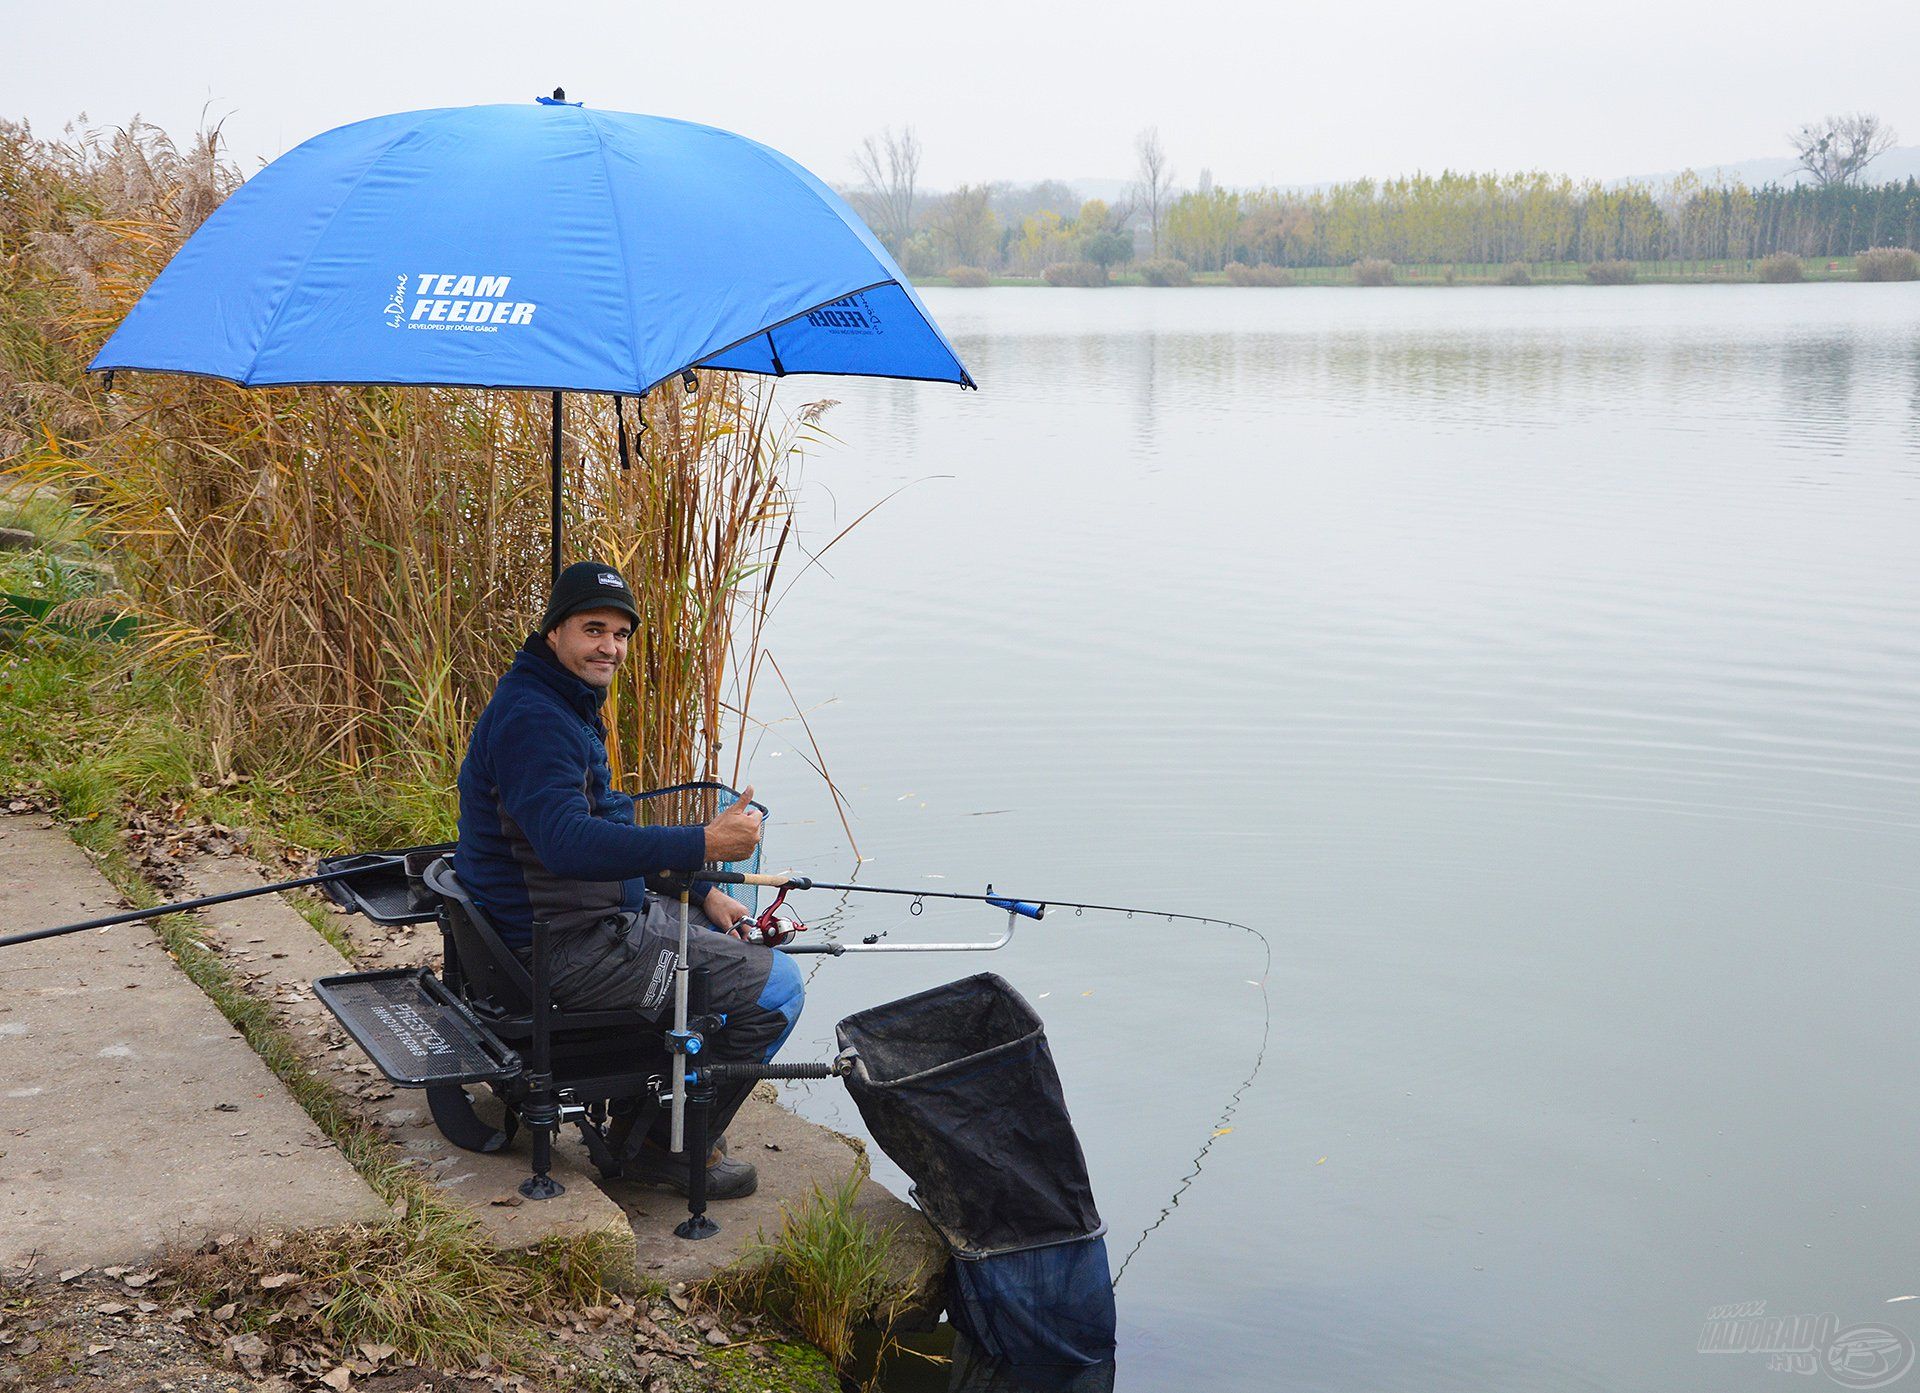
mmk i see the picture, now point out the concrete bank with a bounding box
[0,817,386,1274]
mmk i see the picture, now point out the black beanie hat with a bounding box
[541,561,641,634]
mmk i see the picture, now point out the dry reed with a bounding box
[3,118,820,841]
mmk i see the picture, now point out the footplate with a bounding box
[314,968,522,1088]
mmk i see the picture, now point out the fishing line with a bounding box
[735,868,1277,1286]
[1110,948,1271,1290]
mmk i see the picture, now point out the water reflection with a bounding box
[771,285,1920,1392]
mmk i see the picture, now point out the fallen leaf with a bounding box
[1211,1127,1233,1137]
[226,1332,269,1377]
[322,1366,353,1390]
[357,1341,398,1363]
[95,1302,128,1315]
[489,1194,523,1207]
[86,1341,115,1356]
[57,1266,89,1283]
[705,1327,730,1347]
[259,1272,300,1290]
[123,1271,157,1288]
[213,1302,238,1321]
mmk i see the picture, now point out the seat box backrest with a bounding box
[423,858,532,1013]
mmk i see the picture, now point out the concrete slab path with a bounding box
[0,817,387,1274]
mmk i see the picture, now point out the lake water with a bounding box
[753,286,1920,1392]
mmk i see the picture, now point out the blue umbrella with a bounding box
[89,92,974,576]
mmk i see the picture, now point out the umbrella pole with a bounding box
[549,390,563,585]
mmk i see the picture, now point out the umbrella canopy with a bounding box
[89,97,973,395]
[89,95,974,579]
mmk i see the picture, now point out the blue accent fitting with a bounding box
[986,896,1046,920]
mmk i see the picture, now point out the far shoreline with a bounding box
[912,253,1920,289]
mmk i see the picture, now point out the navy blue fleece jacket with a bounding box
[454,634,709,949]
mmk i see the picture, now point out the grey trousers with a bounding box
[540,896,795,1146]
[544,895,770,1030]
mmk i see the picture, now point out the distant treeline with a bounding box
[1171,173,1920,271]
[897,172,1920,276]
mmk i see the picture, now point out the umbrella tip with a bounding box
[552,87,565,101]
[535,88,582,107]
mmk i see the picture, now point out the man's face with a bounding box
[545,608,632,689]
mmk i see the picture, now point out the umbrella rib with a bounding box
[581,109,647,398]
[238,115,430,387]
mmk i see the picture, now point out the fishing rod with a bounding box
[698,867,1267,932]
[705,868,1262,934]
[700,868,1273,974]
[0,857,406,951]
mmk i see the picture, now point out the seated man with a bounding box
[454,560,804,1199]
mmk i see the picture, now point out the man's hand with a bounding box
[704,785,763,863]
[704,888,751,933]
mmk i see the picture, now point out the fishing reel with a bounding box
[731,885,804,947]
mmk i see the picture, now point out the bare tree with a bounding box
[928,184,997,268]
[1789,114,1899,187]
[851,126,922,254]
[1133,127,1174,257]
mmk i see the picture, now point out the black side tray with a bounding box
[317,844,454,926]
[314,967,522,1088]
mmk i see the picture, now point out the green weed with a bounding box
[697,1172,898,1371]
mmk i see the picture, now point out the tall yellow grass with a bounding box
[2,118,816,838]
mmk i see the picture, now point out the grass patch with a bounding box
[696,1172,899,1371]
[288,888,358,960]
[172,1216,636,1371]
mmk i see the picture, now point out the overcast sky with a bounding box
[7,0,1918,190]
